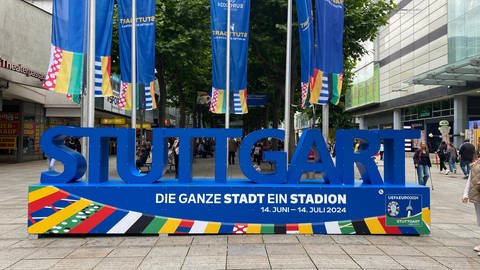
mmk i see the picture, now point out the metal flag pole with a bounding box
[225,0,231,130]
[225,0,231,169]
[131,0,137,146]
[322,103,329,143]
[87,0,96,128]
[284,0,293,159]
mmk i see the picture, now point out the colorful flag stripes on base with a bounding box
[44,45,84,96]
[94,56,113,97]
[28,186,431,235]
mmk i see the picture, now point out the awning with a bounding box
[409,56,480,87]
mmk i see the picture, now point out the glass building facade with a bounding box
[448,0,480,63]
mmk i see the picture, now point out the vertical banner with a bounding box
[296,0,314,108]
[210,0,250,114]
[43,0,87,98]
[118,0,156,111]
[95,0,114,97]
[309,0,344,105]
[44,0,114,100]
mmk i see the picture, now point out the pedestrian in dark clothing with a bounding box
[437,141,448,174]
[447,143,458,174]
[228,138,238,165]
[460,139,476,179]
[414,142,432,186]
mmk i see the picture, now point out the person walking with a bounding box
[436,141,448,174]
[460,139,476,179]
[462,158,480,254]
[172,139,180,178]
[228,138,238,165]
[413,142,432,186]
[447,143,458,174]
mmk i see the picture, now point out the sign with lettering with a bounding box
[28,127,430,235]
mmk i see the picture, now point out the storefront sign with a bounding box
[100,118,127,125]
[28,127,430,235]
[0,56,45,82]
[0,137,16,149]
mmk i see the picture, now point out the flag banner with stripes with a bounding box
[210,0,250,114]
[296,0,314,108]
[329,73,343,105]
[118,0,156,111]
[44,0,114,100]
[43,0,86,98]
[310,0,344,105]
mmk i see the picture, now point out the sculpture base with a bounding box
[28,180,430,235]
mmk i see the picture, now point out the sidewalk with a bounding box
[0,157,480,269]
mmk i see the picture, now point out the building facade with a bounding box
[346,0,480,151]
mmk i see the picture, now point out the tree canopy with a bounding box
[112,0,396,130]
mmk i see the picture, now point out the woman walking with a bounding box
[462,158,480,254]
[447,143,458,174]
[413,142,432,186]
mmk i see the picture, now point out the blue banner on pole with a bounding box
[210,0,250,114]
[296,0,314,108]
[118,0,156,110]
[310,0,344,105]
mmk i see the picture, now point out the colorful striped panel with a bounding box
[143,217,167,234]
[69,206,116,234]
[317,75,329,104]
[158,218,181,234]
[351,219,370,235]
[95,56,113,97]
[145,81,156,111]
[28,186,430,235]
[29,186,59,203]
[309,69,323,104]
[364,217,387,234]
[89,208,128,234]
[233,89,248,114]
[107,211,142,234]
[28,198,91,234]
[210,88,225,114]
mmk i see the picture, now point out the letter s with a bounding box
[40,127,86,183]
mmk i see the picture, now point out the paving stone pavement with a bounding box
[1,156,480,269]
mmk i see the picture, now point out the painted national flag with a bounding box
[301,82,310,109]
[145,81,157,110]
[329,73,343,105]
[233,224,248,234]
[286,224,299,234]
[94,56,113,97]
[210,88,226,113]
[118,81,132,110]
[233,89,248,114]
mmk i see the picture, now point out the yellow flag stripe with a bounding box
[247,224,261,234]
[101,56,113,96]
[158,218,181,234]
[28,186,59,203]
[54,51,74,94]
[422,208,431,226]
[28,198,91,234]
[298,223,313,234]
[364,217,386,234]
[204,222,221,234]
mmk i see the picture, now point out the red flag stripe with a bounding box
[378,216,402,234]
[68,206,116,234]
[28,191,69,214]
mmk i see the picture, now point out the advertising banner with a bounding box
[118,0,156,110]
[210,0,250,114]
[0,137,16,150]
[296,0,314,108]
[310,0,344,105]
[43,0,114,100]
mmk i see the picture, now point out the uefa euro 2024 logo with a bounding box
[388,201,400,217]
